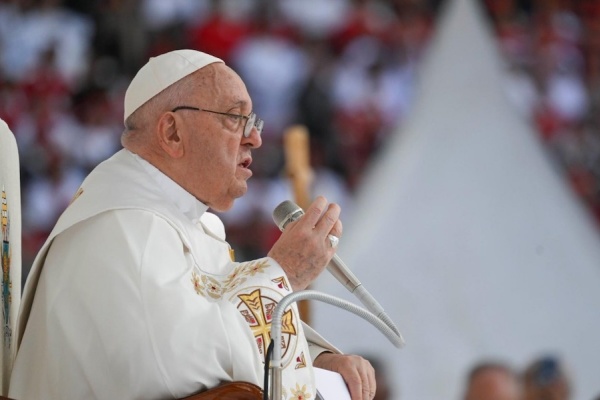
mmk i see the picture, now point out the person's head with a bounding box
[464,361,522,400]
[121,50,263,212]
[522,356,570,400]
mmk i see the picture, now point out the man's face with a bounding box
[174,64,262,212]
[466,369,521,400]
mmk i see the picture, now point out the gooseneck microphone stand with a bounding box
[268,290,404,400]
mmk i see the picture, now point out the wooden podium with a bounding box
[0,382,263,400]
[182,382,262,400]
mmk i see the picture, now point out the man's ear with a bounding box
[156,112,184,158]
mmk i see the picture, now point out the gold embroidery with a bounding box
[190,259,270,299]
[190,260,301,366]
[289,383,312,400]
[0,189,7,232]
[272,276,290,291]
[1,187,13,348]
[294,352,306,369]
[245,260,268,276]
[238,289,296,358]
[280,307,297,336]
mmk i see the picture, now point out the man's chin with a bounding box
[212,188,248,212]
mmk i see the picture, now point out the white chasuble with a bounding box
[9,150,325,400]
[191,213,317,400]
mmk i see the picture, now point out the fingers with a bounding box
[304,197,343,252]
[281,196,342,247]
[329,219,343,240]
[266,196,343,290]
[346,358,376,400]
[313,353,376,400]
[367,361,377,399]
[302,196,342,238]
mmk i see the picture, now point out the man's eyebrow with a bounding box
[224,100,249,111]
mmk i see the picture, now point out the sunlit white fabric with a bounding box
[9,149,333,400]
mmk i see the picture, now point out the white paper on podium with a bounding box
[314,367,351,400]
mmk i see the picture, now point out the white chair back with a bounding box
[0,119,21,396]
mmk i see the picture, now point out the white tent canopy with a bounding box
[311,0,600,399]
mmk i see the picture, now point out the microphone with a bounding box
[272,200,361,293]
[272,200,404,343]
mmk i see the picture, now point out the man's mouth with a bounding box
[239,158,252,169]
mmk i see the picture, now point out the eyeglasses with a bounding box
[171,106,264,138]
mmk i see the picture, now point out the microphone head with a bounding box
[272,200,304,231]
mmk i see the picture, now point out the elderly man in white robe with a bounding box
[8,50,375,400]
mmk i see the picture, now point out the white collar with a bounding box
[128,150,208,225]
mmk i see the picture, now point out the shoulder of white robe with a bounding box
[199,212,226,241]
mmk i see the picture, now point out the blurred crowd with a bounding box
[461,355,588,400]
[369,353,595,400]
[1,0,600,276]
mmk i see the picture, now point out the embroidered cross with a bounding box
[238,288,296,357]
